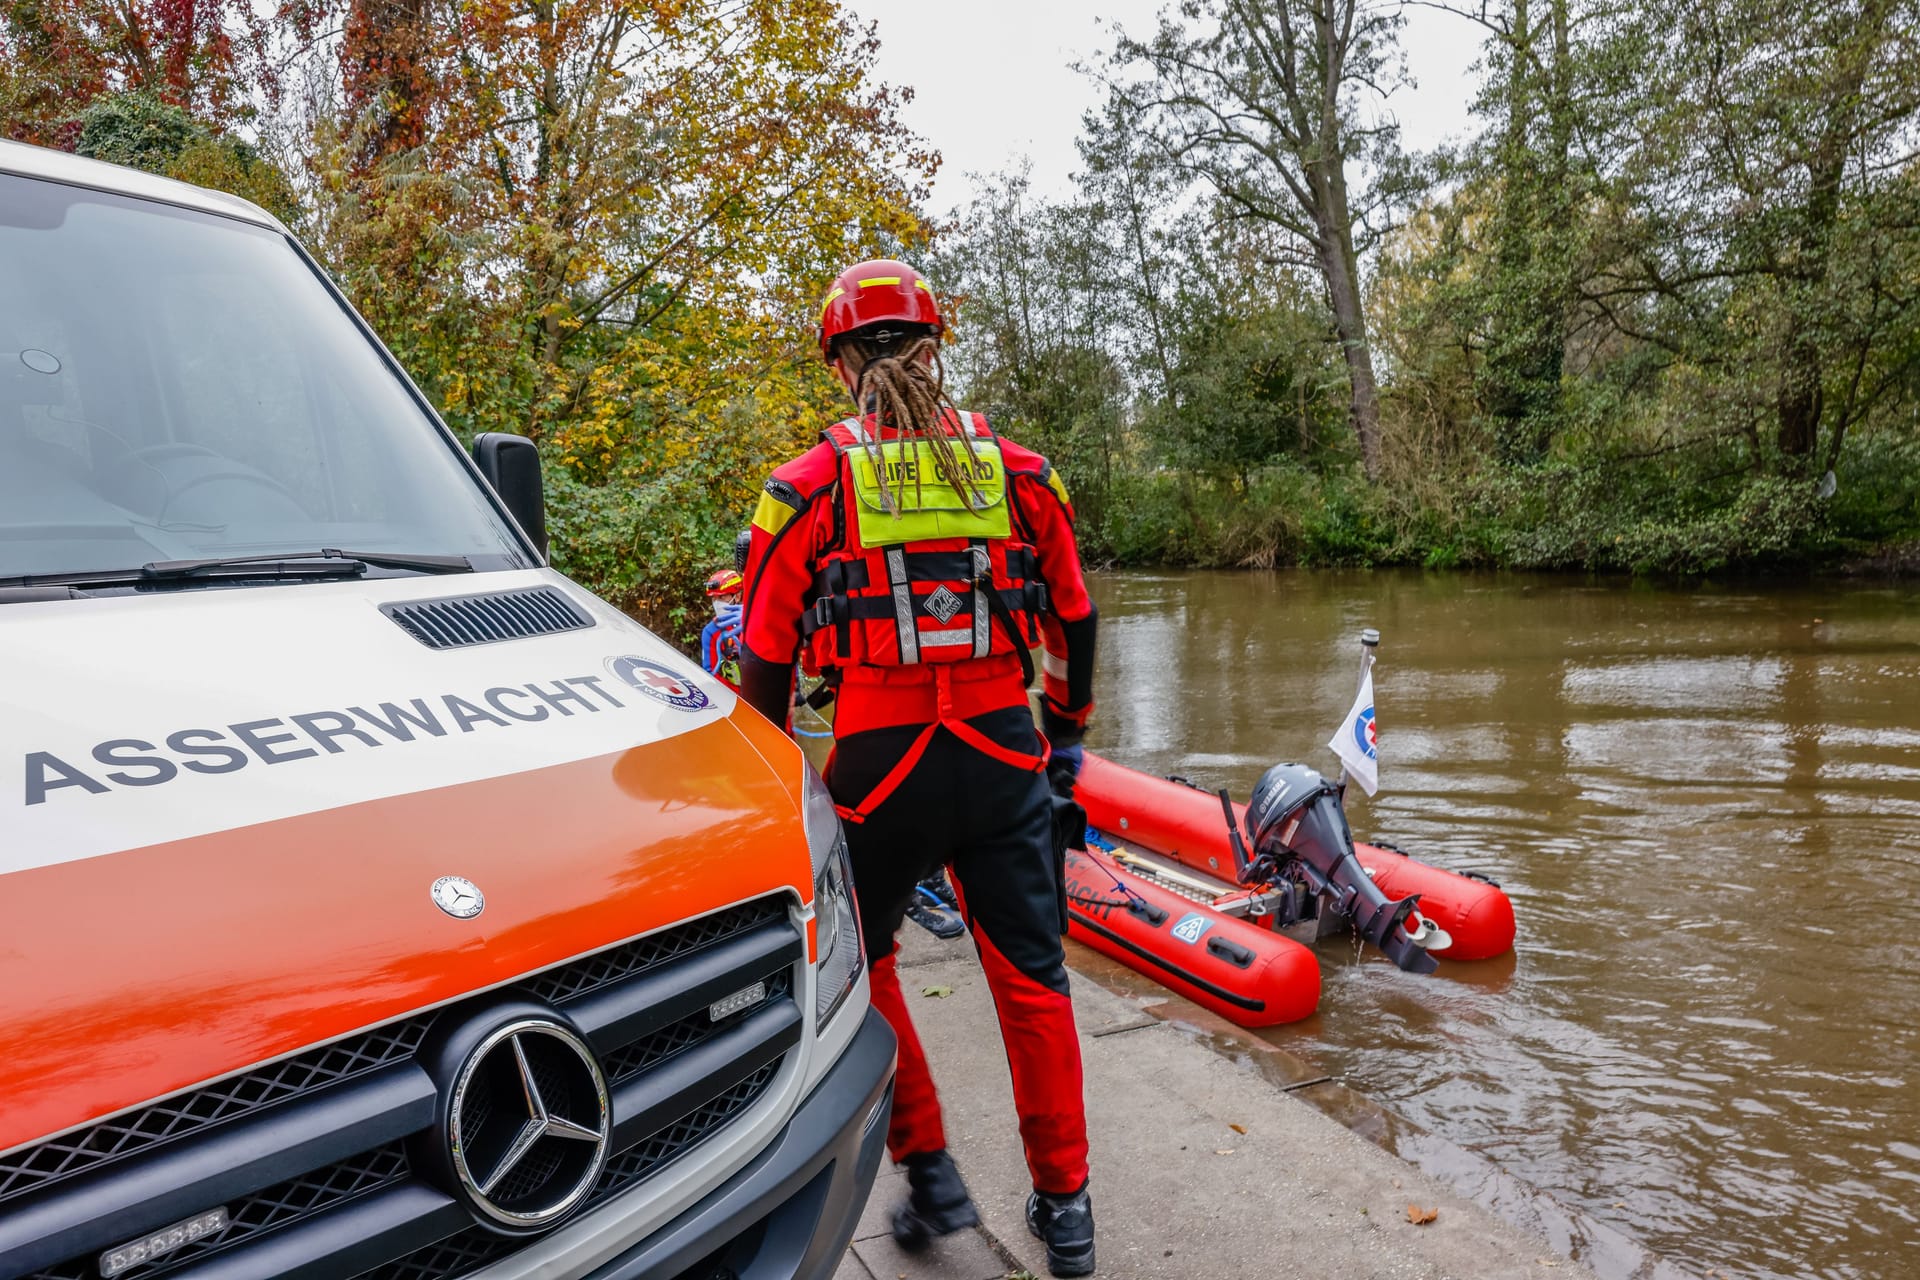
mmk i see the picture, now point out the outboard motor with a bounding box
[1237,762,1450,974]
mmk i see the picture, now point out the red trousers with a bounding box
[828,706,1090,1195]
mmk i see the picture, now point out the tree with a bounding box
[1434,0,1586,461]
[1096,0,1408,478]
[283,0,939,627]
[938,167,1129,521]
[1158,211,1346,483]
[339,0,438,170]
[0,0,260,143]
[1596,0,1920,472]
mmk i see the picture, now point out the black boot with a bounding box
[1026,1186,1095,1277]
[891,1149,980,1251]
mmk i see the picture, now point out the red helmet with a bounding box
[817,259,943,359]
[705,568,743,598]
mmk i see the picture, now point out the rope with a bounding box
[1066,839,1153,914]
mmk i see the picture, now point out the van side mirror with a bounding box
[470,432,547,558]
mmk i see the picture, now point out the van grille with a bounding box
[27,1145,412,1280]
[518,899,787,1005]
[354,1059,783,1280]
[6,897,803,1280]
[0,1021,430,1208]
[381,586,591,649]
[0,899,786,1211]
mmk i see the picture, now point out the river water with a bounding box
[1085,569,1920,1280]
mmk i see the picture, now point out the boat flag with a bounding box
[1328,669,1379,796]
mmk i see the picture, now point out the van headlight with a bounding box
[803,761,863,1027]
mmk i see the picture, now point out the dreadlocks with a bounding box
[835,325,991,518]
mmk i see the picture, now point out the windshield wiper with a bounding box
[0,549,473,593]
[141,549,474,578]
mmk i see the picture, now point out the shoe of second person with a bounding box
[921,870,960,911]
[1026,1186,1096,1277]
[892,1149,980,1251]
[907,893,966,940]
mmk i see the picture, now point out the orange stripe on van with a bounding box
[0,713,810,1155]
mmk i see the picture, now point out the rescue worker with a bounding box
[737,260,1099,1278]
[699,567,744,690]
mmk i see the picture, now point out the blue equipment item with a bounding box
[700,603,743,686]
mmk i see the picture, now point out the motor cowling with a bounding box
[1243,763,1439,975]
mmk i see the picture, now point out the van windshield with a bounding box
[0,171,532,583]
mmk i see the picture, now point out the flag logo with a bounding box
[1328,670,1380,797]
[1353,705,1377,760]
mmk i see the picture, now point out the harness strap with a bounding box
[834,721,939,824]
[831,667,1049,824]
[946,716,1049,773]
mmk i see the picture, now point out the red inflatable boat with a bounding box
[1075,753,1516,963]
[1062,844,1320,1028]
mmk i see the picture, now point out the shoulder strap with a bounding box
[823,417,869,452]
[947,408,994,439]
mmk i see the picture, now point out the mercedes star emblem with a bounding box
[448,1019,610,1228]
[431,875,485,919]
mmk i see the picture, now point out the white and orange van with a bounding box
[0,140,891,1280]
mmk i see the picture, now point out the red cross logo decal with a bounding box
[638,669,688,696]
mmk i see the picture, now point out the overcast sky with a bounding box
[840,1,1491,217]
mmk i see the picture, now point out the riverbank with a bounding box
[837,926,1603,1280]
[1063,460,1920,584]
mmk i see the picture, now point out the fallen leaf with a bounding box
[1612,1201,1627,1209]
[921,985,952,999]
[1229,1123,1247,1134]
[1406,1204,1439,1225]
[1214,1148,1236,1156]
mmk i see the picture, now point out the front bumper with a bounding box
[579,1005,894,1280]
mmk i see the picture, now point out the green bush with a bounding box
[73,93,203,171]
[1828,430,1920,548]
[73,92,301,225]
[1483,456,1829,576]
[545,456,741,645]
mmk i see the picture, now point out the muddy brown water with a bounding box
[1085,569,1920,1280]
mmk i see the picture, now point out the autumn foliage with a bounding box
[3,0,935,633]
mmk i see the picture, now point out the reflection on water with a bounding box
[1089,569,1920,1280]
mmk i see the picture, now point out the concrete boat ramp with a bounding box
[836,928,1627,1280]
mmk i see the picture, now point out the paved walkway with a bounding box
[837,928,1605,1280]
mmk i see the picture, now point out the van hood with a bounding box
[0,571,811,1154]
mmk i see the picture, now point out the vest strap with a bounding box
[800,588,1034,637]
[885,546,919,664]
[969,540,991,660]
